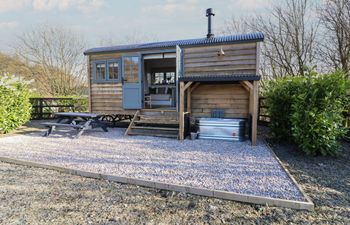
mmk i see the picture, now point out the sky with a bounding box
[0,0,270,53]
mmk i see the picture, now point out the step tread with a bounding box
[128,132,178,139]
[134,120,179,125]
[132,126,179,131]
[139,115,178,120]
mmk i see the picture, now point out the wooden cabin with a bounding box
[84,32,264,145]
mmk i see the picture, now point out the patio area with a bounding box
[0,128,311,208]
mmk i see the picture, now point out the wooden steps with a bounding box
[125,109,179,139]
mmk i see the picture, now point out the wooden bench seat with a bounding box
[42,112,108,138]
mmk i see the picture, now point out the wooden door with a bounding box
[122,55,142,109]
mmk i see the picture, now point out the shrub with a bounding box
[265,76,303,142]
[266,70,350,156]
[0,74,32,133]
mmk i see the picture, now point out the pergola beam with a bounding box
[190,82,200,93]
[183,81,193,91]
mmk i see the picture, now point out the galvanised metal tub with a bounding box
[198,118,246,141]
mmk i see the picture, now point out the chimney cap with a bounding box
[206,8,215,16]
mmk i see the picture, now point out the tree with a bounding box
[319,0,350,79]
[256,0,319,77]
[14,24,87,96]
[221,0,319,79]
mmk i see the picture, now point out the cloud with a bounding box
[0,0,104,13]
[0,0,30,12]
[32,0,104,12]
[0,21,19,29]
[143,0,199,15]
[229,0,271,11]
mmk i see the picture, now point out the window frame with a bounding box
[92,59,121,83]
[122,55,140,84]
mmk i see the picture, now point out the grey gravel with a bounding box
[0,128,305,201]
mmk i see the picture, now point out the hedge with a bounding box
[0,74,32,134]
[266,70,350,156]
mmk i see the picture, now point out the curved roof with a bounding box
[84,32,264,55]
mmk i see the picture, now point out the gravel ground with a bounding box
[0,141,349,225]
[0,128,305,201]
[0,125,348,224]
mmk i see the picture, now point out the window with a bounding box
[123,56,139,83]
[151,72,175,85]
[166,72,175,84]
[93,59,120,83]
[154,72,164,84]
[108,62,119,80]
[96,63,106,80]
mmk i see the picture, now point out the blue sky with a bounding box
[0,0,270,52]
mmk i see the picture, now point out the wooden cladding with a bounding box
[183,43,257,76]
[89,54,124,114]
[90,83,123,113]
[191,84,249,118]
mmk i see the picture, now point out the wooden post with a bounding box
[179,82,185,140]
[187,83,193,114]
[87,55,92,113]
[251,81,259,145]
[39,98,43,120]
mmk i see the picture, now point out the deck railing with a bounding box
[30,97,88,120]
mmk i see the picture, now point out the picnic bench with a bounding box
[42,112,108,138]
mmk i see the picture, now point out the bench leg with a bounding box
[75,128,85,139]
[43,126,55,137]
[101,124,108,132]
[74,120,91,138]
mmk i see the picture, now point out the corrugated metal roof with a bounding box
[179,74,261,82]
[84,32,264,55]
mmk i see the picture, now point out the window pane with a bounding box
[166,72,175,84]
[124,56,139,83]
[108,62,119,80]
[96,63,106,80]
[154,72,164,84]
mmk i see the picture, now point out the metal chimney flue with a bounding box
[206,8,215,38]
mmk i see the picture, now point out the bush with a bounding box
[265,76,304,142]
[0,74,32,133]
[266,70,350,156]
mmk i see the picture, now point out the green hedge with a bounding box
[266,70,350,156]
[0,75,32,133]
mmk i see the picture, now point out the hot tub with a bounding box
[198,118,246,141]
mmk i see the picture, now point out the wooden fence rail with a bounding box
[30,97,88,120]
[258,97,270,125]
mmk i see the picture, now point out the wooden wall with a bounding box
[183,43,257,76]
[88,53,133,114]
[191,84,249,118]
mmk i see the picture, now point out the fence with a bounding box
[258,97,270,125]
[30,97,88,120]
[345,110,350,141]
